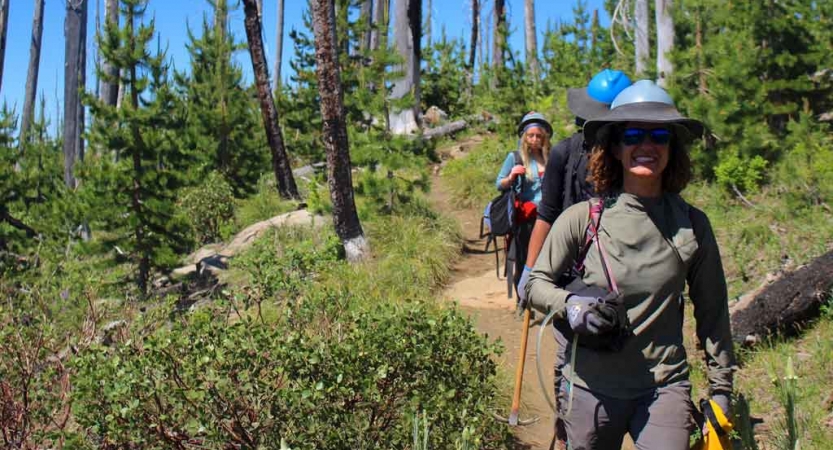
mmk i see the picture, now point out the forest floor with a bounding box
[429,136,637,449]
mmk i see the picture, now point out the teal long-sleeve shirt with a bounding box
[526,192,736,399]
[495,151,543,205]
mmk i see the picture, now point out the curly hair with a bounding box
[587,127,692,195]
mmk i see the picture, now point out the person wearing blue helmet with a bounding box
[527,80,736,450]
[514,69,632,450]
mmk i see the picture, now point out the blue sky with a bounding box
[1,0,610,129]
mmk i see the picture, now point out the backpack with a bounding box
[480,151,523,288]
[562,133,593,211]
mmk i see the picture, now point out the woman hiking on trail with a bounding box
[495,112,553,294]
[526,80,737,450]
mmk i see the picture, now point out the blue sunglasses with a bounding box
[620,127,672,146]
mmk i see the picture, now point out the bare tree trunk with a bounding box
[389,0,421,135]
[360,0,372,52]
[242,0,300,200]
[0,0,9,93]
[369,0,386,51]
[634,0,650,77]
[273,0,284,89]
[468,0,478,69]
[425,0,431,48]
[20,0,45,145]
[524,0,538,80]
[98,0,119,106]
[492,0,505,69]
[309,0,368,262]
[655,0,674,87]
[64,0,88,189]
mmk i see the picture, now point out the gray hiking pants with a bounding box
[557,380,697,450]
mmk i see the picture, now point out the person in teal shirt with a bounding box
[495,112,553,297]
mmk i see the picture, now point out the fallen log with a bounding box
[422,119,468,140]
[730,249,833,346]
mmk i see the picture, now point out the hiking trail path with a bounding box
[430,135,636,450]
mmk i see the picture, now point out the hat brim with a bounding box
[567,87,611,121]
[583,102,704,146]
[517,119,553,138]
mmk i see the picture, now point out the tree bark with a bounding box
[468,0,478,69]
[634,0,650,77]
[98,0,119,106]
[524,0,538,80]
[241,0,300,200]
[389,0,421,135]
[309,0,368,262]
[655,0,674,87]
[20,0,45,145]
[730,250,833,346]
[369,0,386,51]
[425,0,431,48]
[360,0,372,53]
[0,0,9,93]
[273,0,284,89]
[492,0,505,72]
[64,0,88,189]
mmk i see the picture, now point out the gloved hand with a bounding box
[565,294,617,335]
[516,265,532,308]
[509,165,526,180]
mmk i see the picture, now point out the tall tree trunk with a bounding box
[523,0,538,80]
[273,0,284,89]
[241,0,300,200]
[655,0,674,87]
[468,0,478,69]
[64,0,88,189]
[20,0,45,145]
[360,0,371,52]
[389,0,421,135]
[492,0,505,71]
[369,0,386,51]
[0,0,9,93]
[425,0,431,48]
[99,0,119,105]
[634,0,650,77]
[309,0,368,262]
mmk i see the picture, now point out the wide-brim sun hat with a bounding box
[567,69,632,121]
[517,111,553,137]
[583,80,705,147]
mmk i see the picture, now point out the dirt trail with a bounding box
[430,137,558,449]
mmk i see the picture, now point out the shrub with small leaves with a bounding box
[180,171,236,245]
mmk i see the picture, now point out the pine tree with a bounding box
[85,0,192,295]
[421,28,469,116]
[176,0,269,197]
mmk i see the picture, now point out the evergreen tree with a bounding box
[85,0,192,295]
[421,28,469,117]
[176,0,269,197]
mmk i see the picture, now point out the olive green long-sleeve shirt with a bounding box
[526,192,736,399]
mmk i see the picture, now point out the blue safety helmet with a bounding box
[517,111,553,138]
[567,69,633,121]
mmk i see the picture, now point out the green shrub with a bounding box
[714,148,769,194]
[441,136,511,208]
[180,171,236,245]
[71,304,510,449]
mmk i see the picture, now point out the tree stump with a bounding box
[730,249,833,346]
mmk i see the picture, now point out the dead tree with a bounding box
[0,0,9,92]
[655,0,674,87]
[492,0,506,71]
[241,0,300,200]
[98,0,118,106]
[369,0,386,51]
[524,0,538,80]
[360,0,372,53]
[634,0,650,77]
[64,0,88,189]
[468,0,478,70]
[20,0,46,145]
[309,0,369,262]
[730,250,833,346]
[389,0,421,135]
[273,0,285,89]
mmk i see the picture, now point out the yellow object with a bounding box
[696,399,734,450]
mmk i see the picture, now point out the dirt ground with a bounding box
[430,138,636,449]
